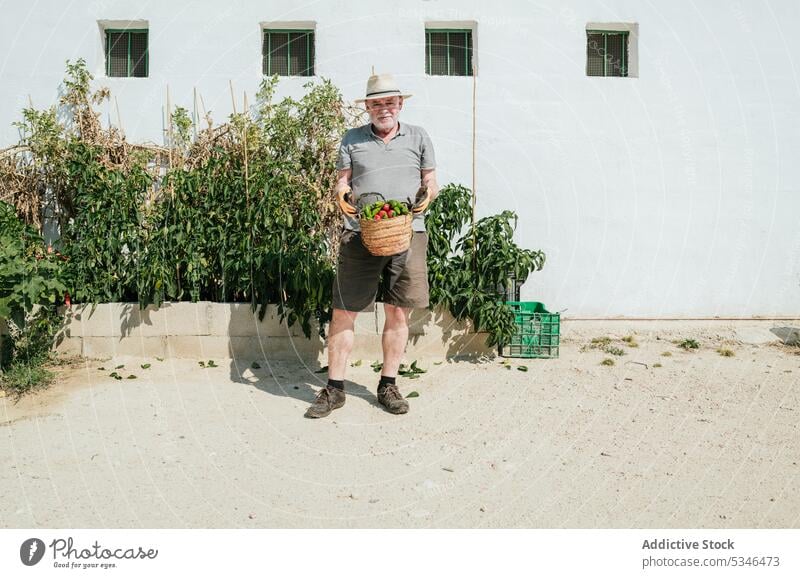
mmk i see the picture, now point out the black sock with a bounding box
[378,375,396,392]
[327,379,344,391]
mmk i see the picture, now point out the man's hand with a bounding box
[337,186,357,216]
[413,168,438,214]
[412,185,432,214]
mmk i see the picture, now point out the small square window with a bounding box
[425,29,473,76]
[105,29,148,77]
[586,30,629,77]
[263,30,314,76]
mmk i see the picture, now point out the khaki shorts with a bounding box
[332,230,430,312]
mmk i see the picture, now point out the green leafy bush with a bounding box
[34,63,355,337]
[0,201,66,393]
[2,59,548,356]
[426,184,546,346]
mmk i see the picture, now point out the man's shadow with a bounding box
[225,303,383,410]
[230,358,381,410]
[771,326,800,346]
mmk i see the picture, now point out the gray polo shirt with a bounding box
[336,121,436,232]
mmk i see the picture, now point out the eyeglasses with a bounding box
[367,100,401,111]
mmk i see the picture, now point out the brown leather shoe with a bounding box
[377,384,409,414]
[304,386,345,418]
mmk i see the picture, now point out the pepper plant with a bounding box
[426,184,546,346]
[0,201,66,377]
[2,59,548,356]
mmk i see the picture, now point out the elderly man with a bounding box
[305,73,438,418]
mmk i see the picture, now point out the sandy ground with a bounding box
[1,322,799,528]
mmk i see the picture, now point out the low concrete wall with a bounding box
[51,302,494,362]
[12,302,795,363]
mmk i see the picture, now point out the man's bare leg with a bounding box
[305,308,356,418]
[327,308,359,381]
[381,303,411,376]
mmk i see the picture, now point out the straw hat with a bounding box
[354,73,413,103]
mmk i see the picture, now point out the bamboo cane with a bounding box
[243,90,253,304]
[243,92,249,192]
[192,87,198,142]
[198,91,210,129]
[166,85,174,196]
[167,85,178,296]
[114,96,124,138]
[471,62,477,271]
[27,95,35,159]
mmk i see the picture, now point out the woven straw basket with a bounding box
[357,193,414,256]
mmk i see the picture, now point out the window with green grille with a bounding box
[105,29,148,77]
[425,29,473,76]
[586,31,628,77]
[262,30,315,76]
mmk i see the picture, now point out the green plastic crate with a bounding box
[500,301,560,359]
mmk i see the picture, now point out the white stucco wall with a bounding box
[2,0,798,317]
